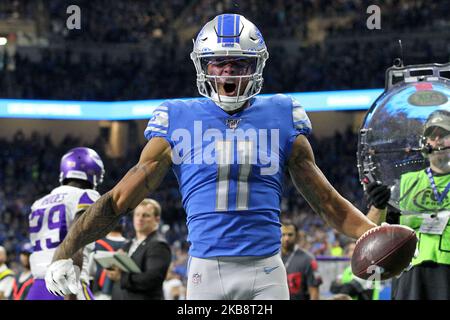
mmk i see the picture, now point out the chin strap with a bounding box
[211,92,247,111]
[209,78,254,112]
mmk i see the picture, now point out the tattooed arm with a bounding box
[69,212,86,270]
[287,135,376,239]
[53,137,172,261]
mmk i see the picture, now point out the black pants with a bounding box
[392,262,450,300]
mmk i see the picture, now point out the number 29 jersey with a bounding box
[29,185,100,279]
[145,94,311,258]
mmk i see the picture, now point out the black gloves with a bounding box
[330,280,373,300]
[366,181,391,210]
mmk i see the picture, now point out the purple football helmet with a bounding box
[59,147,105,189]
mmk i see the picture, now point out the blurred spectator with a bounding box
[0,245,15,300]
[92,222,127,300]
[106,199,171,300]
[281,219,322,300]
[163,263,186,300]
[170,240,189,281]
[330,242,380,300]
[329,241,344,257]
[11,243,33,300]
[310,227,329,256]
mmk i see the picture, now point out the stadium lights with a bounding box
[0,37,7,46]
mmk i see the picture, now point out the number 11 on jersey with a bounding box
[216,140,253,211]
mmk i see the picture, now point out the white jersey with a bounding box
[29,185,100,279]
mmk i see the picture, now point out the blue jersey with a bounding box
[144,94,311,258]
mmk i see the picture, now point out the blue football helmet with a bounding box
[191,14,269,112]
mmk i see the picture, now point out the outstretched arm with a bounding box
[53,137,172,261]
[287,135,376,239]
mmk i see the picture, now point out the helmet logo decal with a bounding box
[254,28,265,49]
[67,160,76,168]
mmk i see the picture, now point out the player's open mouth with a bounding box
[223,82,237,94]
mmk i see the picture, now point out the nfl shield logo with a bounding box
[226,119,241,129]
[192,273,202,285]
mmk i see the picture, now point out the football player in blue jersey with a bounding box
[45,14,377,300]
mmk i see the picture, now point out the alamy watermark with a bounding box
[365,264,383,288]
[366,5,381,30]
[66,5,81,30]
[169,122,280,176]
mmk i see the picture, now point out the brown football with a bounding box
[351,224,418,280]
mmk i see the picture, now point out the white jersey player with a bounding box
[27,147,104,300]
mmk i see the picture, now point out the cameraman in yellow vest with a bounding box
[367,110,450,300]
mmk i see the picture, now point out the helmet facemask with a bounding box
[201,56,261,110]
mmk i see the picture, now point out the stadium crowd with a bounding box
[2,0,448,41]
[3,37,448,101]
[0,0,449,100]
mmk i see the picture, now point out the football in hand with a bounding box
[351,224,418,280]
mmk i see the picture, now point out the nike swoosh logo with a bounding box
[263,266,279,274]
